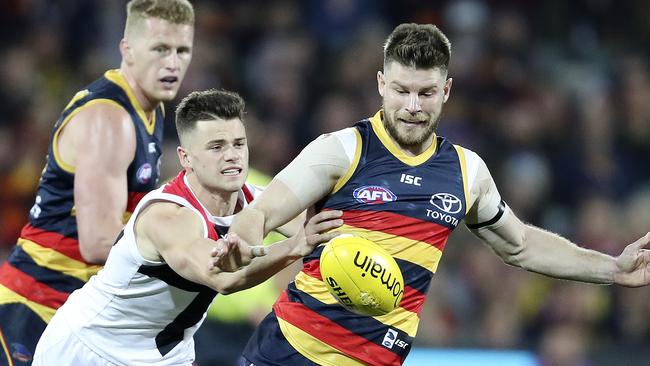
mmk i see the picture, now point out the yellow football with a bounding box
[320,235,404,316]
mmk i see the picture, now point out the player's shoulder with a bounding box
[142,200,189,221]
[137,200,203,236]
[314,127,359,150]
[309,128,359,163]
[452,144,486,167]
[67,100,133,144]
[316,127,358,142]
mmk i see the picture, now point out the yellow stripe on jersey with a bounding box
[0,285,56,323]
[453,145,470,214]
[277,317,365,366]
[0,326,14,366]
[368,111,438,166]
[104,69,159,135]
[374,304,420,337]
[332,129,362,194]
[336,224,443,273]
[64,89,89,110]
[18,239,101,282]
[294,271,420,336]
[52,98,124,174]
[295,271,338,305]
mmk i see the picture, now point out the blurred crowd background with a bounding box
[1,1,649,365]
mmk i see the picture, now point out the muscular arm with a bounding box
[136,202,229,290]
[274,210,307,238]
[473,211,619,283]
[138,202,341,294]
[229,132,352,247]
[467,157,650,286]
[65,103,136,264]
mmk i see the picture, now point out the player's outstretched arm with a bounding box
[135,201,242,292]
[209,209,343,294]
[68,103,136,264]
[228,132,352,249]
[467,160,650,287]
[472,211,650,286]
[135,201,342,294]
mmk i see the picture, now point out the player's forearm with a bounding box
[77,211,124,264]
[215,236,301,294]
[229,206,266,246]
[499,225,617,284]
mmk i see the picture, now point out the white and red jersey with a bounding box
[51,170,260,365]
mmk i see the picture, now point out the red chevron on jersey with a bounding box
[274,290,403,365]
[340,209,450,251]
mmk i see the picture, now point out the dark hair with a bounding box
[175,89,245,138]
[383,23,451,71]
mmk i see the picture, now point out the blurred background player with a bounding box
[0,1,194,364]
[220,23,650,366]
[32,88,342,366]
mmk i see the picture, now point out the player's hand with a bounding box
[614,232,650,287]
[292,210,344,257]
[208,233,266,272]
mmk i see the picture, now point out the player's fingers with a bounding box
[250,245,267,258]
[210,239,228,258]
[310,210,343,224]
[628,232,650,251]
[313,231,340,244]
[225,233,240,249]
[307,219,344,236]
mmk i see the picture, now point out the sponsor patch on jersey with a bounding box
[136,163,153,184]
[353,186,397,205]
[381,329,398,349]
[429,193,462,214]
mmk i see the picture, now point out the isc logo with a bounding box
[353,186,397,205]
[399,173,422,186]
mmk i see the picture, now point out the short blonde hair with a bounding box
[125,0,194,36]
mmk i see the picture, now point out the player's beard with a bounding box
[383,110,441,147]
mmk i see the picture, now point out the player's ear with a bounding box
[443,77,453,103]
[177,146,191,168]
[377,70,386,97]
[120,38,134,65]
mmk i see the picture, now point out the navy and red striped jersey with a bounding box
[268,111,470,366]
[0,69,165,322]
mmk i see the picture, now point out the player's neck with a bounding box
[185,172,239,217]
[118,66,158,115]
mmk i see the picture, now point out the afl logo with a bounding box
[430,193,462,214]
[353,186,397,205]
[136,163,153,184]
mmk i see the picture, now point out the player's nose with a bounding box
[405,93,422,114]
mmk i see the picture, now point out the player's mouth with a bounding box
[398,118,425,125]
[221,167,242,176]
[160,76,179,88]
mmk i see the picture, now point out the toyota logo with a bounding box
[429,193,462,214]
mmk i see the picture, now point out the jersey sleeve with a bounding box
[274,129,354,207]
[461,147,509,229]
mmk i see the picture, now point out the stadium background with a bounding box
[1,1,649,365]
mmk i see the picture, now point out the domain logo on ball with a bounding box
[320,235,404,316]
